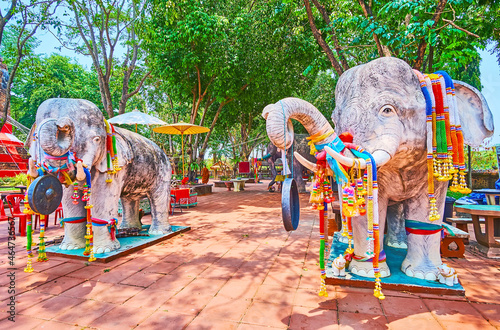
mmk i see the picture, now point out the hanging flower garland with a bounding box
[104,120,121,183]
[414,70,472,222]
[309,150,333,297]
[345,143,384,300]
[23,177,35,273]
[414,71,440,221]
[436,71,470,194]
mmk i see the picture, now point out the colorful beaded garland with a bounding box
[414,70,471,222]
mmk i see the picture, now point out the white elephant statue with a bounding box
[27,99,172,254]
[262,57,493,281]
[437,264,459,286]
[332,254,346,277]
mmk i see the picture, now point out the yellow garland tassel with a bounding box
[23,177,34,272]
[306,130,335,155]
[37,215,48,262]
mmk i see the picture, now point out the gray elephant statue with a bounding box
[264,134,315,193]
[263,57,493,281]
[27,98,172,253]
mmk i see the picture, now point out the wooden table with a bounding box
[455,204,500,258]
[16,185,27,194]
[171,188,197,208]
[473,189,500,205]
[0,186,24,203]
[230,179,246,192]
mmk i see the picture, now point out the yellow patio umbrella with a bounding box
[153,122,210,176]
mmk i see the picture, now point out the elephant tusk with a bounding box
[294,152,317,172]
[28,158,39,178]
[324,146,367,169]
[372,150,392,168]
[324,147,392,169]
[76,161,86,181]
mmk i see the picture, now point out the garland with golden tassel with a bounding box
[23,177,34,272]
[104,120,122,183]
[436,71,470,194]
[414,70,472,221]
[345,143,384,299]
[309,150,334,297]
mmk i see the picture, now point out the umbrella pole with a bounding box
[135,124,137,133]
[182,133,185,177]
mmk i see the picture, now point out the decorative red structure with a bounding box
[0,123,29,177]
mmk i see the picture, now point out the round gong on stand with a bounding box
[28,175,63,215]
[281,177,300,231]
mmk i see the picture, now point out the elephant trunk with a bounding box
[262,97,335,150]
[38,117,75,157]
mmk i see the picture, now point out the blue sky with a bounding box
[478,47,500,146]
[35,30,500,146]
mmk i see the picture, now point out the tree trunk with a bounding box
[303,0,344,76]
[413,0,447,70]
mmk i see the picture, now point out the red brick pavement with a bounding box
[0,180,498,329]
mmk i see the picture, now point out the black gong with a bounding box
[281,177,300,231]
[28,175,63,215]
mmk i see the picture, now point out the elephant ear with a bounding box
[95,129,133,173]
[453,80,494,147]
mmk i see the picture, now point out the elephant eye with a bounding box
[93,136,101,143]
[379,105,396,116]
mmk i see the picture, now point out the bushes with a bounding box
[0,173,28,187]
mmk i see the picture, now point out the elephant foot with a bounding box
[338,235,350,244]
[386,240,408,249]
[148,223,172,235]
[401,259,438,281]
[118,222,142,231]
[59,222,86,250]
[348,259,391,278]
[92,225,120,254]
[59,239,86,250]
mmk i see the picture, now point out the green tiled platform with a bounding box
[325,232,465,295]
[46,225,190,263]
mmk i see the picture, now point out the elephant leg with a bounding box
[385,202,408,249]
[93,223,120,254]
[90,171,122,253]
[401,182,447,280]
[348,195,390,278]
[60,222,87,250]
[60,189,86,250]
[119,197,142,230]
[148,187,172,235]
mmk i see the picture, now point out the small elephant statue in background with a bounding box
[332,254,346,277]
[264,134,316,193]
[263,57,493,281]
[27,98,172,254]
[437,264,458,286]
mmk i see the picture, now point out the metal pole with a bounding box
[467,145,472,189]
[182,133,185,177]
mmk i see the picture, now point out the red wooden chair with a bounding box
[0,199,13,236]
[6,194,27,236]
[0,199,11,222]
[54,203,63,225]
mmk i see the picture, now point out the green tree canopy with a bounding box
[10,54,102,128]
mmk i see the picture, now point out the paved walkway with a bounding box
[0,180,499,329]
